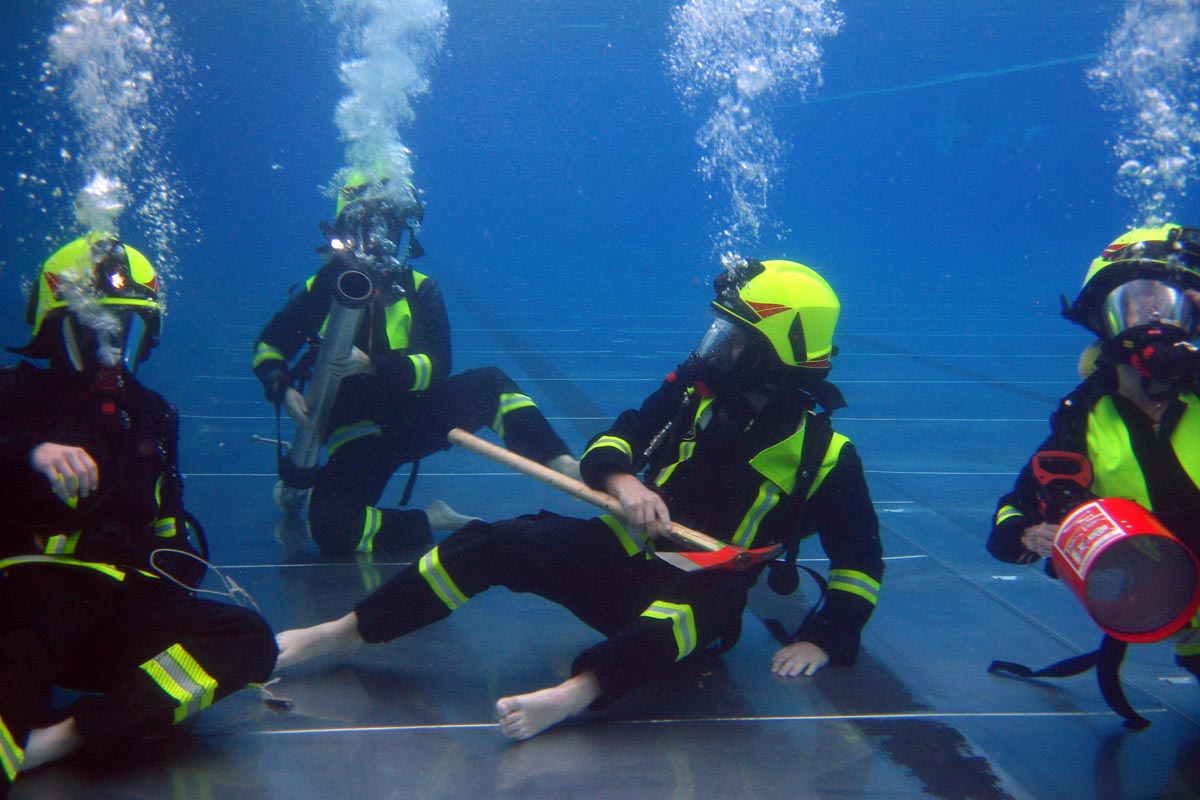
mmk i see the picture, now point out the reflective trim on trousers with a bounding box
[325,421,382,457]
[419,546,470,610]
[641,600,697,661]
[491,393,536,437]
[42,530,81,555]
[354,507,384,554]
[139,643,218,724]
[0,714,23,782]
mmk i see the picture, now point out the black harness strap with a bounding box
[988,635,1150,730]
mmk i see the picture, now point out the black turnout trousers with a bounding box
[0,565,276,790]
[309,367,570,556]
[354,511,753,708]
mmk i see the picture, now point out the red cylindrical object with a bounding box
[1053,497,1200,644]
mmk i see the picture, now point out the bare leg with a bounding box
[22,718,82,772]
[424,499,481,532]
[275,611,364,669]
[495,671,601,741]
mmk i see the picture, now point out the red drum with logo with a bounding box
[1053,497,1200,643]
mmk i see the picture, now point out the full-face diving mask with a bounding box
[1101,278,1200,395]
[329,199,420,271]
[62,306,157,374]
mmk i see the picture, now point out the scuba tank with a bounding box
[276,266,375,509]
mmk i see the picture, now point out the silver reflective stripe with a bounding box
[139,644,217,724]
[641,601,697,660]
[419,547,470,610]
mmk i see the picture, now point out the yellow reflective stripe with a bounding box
[155,475,163,507]
[829,569,881,605]
[154,518,177,538]
[1173,394,1200,489]
[0,714,22,782]
[808,432,849,500]
[354,508,384,554]
[326,421,382,456]
[599,513,647,556]
[491,393,536,437]
[654,397,709,487]
[252,342,285,369]
[584,435,634,463]
[0,555,126,581]
[732,481,782,549]
[43,531,81,555]
[418,546,469,610]
[139,644,217,724]
[641,601,697,661]
[1174,614,1200,657]
[995,505,1022,526]
[408,354,433,391]
[654,439,696,487]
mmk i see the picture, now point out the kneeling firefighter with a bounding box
[987,223,1200,728]
[0,234,277,792]
[252,173,578,558]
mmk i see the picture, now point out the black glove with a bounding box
[254,361,293,405]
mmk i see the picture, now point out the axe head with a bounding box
[655,543,784,573]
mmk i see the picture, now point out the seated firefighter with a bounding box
[273,258,884,741]
[0,234,277,793]
[988,223,1200,683]
[252,174,578,557]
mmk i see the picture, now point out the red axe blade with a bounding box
[655,543,784,573]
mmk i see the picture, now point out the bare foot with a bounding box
[22,718,82,771]
[547,455,581,482]
[495,672,601,740]
[275,613,363,669]
[424,499,481,532]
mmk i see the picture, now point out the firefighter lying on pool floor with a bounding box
[273,258,884,740]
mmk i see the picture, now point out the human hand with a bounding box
[605,473,670,538]
[283,388,313,427]
[1021,522,1058,558]
[30,443,99,504]
[770,641,830,677]
[328,346,376,379]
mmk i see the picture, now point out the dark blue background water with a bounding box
[0,0,1194,403]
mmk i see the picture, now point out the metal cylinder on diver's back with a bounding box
[279,267,374,493]
[1052,497,1200,644]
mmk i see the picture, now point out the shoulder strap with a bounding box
[1050,370,1113,454]
[988,634,1150,730]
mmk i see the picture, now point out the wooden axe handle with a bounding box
[447,428,727,553]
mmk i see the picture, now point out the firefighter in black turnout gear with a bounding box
[988,223,1200,687]
[0,235,277,795]
[252,175,577,557]
[273,259,884,741]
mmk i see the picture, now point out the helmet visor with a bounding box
[1101,279,1198,340]
[693,314,749,371]
[63,307,157,373]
